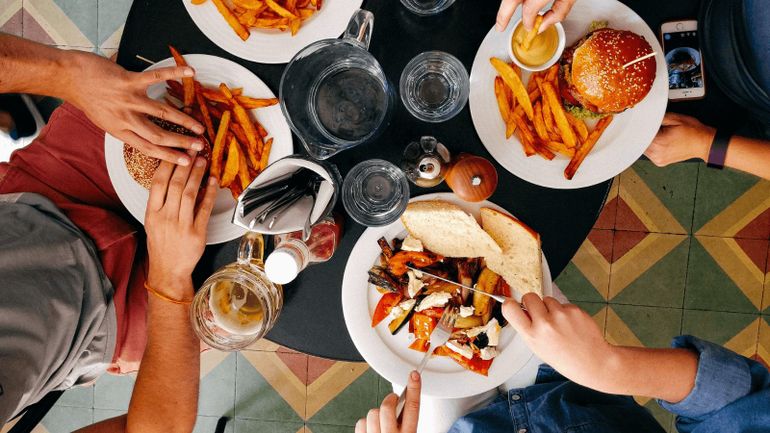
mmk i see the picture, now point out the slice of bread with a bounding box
[480,208,543,297]
[400,201,502,258]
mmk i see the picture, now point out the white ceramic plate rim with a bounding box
[182,0,364,64]
[104,54,293,245]
[469,0,668,189]
[341,193,553,398]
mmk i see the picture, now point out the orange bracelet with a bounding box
[144,282,193,305]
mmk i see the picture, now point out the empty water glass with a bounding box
[342,159,410,227]
[400,0,456,16]
[400,51,469,123]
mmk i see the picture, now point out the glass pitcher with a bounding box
[191,232,283,351]
[279,9,395,160]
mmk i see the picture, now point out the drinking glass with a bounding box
[342,159,410,227]
[400,0,456,16]
[191,232,283,351]
[280,9,395,160]
[399,51,469,123]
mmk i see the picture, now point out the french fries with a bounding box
[161,46,276,200]
[518,15,543,51]
[490,56,614,179]
[169,45,195,107]
[193,0,321,40]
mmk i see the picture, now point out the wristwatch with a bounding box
[706,128,732,169]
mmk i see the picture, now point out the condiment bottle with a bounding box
[264,214,343,284]
[401,136,451,188]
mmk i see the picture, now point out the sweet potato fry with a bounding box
[259,137,273,171]
[565,115,614,179]
[232,124,260,168]
[255,121,268,138]
[194,82,216,143]
[166,46,194,108]
[519,15,543,51]
[544,63,559,84]
[532,140,556,160]
[494,77,515,139]
[212,0,251,41]
[527,71,541,94]
[229,181,243,200]
[541,91,556,134]
[211,111,231,180]
[232,0,263,8]
[298,8,315,19]
[237,141,252,190]
[219,83,261,163]
[565,111,589,142]
[542,82,577,148]
[490,57,533,120]
[297,0,311,7]
[265,0,297,18]
[192,0,207,4]
[221,136,240,187]
[237,96,278,109]
[532,102,549,142]
[511,112,537,156]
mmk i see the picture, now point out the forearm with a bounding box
[723,136,770,180]
[0,34,80,100]
[126,277,200,433]
[585,346,698,403]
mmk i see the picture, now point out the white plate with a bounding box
[182,0,364,64]
[341,193,553,399]
[469,0,668,189]
[104,54,293,245]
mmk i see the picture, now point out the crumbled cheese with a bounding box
[415,292,452,312]
[387,299,416,321]
[479,347,498,360]
[459,306,475,317]
[465,318,501,347]
[406,270,425,298]
[446,340,474,360]
[401,235,424,252]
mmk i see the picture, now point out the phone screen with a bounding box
[663,30,704,90]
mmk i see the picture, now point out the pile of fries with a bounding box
[166,46,279,199]
[490,57,613,180]
[192,0,322,40]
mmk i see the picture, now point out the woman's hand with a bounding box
[496,0,576,32]
[645,112,715,166]
[355,371,421,433]
[503,294,618,388]
[145,156,217,299]
[63,51,205,166]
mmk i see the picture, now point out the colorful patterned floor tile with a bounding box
[235,351,306,422]
[758,316,770,367]
[693,166,770,239]
[605,305,682,349]
[593,176,619,230]
[684,236,767,313]
[97,0,131,49]
[93,372,135,410]
[40,406,93,433]
[617,160,697,234]
[195,416,234,433]
[0,0,22,36]
[609,232,689,308]
[56,383,93,408]
[574,301,609,331]
[306,360,378,427]
[556,229,612,302]
[24,0,96,48]
[681,310,760,358]
[234,419,305,433]
[199,351,237,417]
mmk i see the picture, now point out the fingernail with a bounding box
[177,156,190,166]
[187,149,198,157]
[410,371,420,381]
[195,157,205,167]
[183,67,195,77]
[192,141,204,151]
[193,124,205,134]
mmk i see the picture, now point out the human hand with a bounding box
[355,371,421,433]
[145,156,217,299]
[63,51,205,166]
[503,294,617,388]
[496,0,576,32]
[645,112,715,166]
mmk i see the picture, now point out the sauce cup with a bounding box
[507,18,566,72]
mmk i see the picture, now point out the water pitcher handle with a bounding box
[237,231,266,266]
[343,9,374,50]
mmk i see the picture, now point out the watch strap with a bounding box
[706,128,732,169]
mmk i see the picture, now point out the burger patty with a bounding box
[124,116,211,189]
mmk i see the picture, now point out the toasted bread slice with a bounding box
[480,208,543,297]
[400,201,502,258]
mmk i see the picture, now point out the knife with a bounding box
[406,266,514,303]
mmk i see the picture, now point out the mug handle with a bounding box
[237,231,266,266]
[343,9,374,50]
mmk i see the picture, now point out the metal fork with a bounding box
[395,306,458,418]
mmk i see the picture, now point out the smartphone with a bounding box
[660,20,706,101]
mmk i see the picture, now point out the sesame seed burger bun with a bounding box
[123,117,211,189]
[562,28,656,115]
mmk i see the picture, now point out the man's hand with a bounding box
[355,371,421,433]
[503,294,617,388]
[64,51,205,166]
[645,112,715,166]
[145,156,217,299]
[496,0,576,32]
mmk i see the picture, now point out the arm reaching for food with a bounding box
[0,34,204,165]
[645,112,770,180]
[496,0,576,32]
[75,158,217,433]
[356,371,422,433]
[503,294,698,403]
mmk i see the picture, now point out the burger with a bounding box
[560,26,656,118]
[123,117,211,189]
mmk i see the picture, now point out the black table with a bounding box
[117,0,740,361]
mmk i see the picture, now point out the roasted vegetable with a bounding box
[371,292,402,327]
[411,313,438,340]
[454,315,484,329]
[387,251,443,277]
[388,300,416,335]
[377,237,395,260]
[473,268,500,321]
[455,258,480,302]
[368,266,403,293]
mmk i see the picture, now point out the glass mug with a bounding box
[279,9,395,160]
[191,232,283,351]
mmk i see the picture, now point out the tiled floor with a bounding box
[2,2,770,433]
